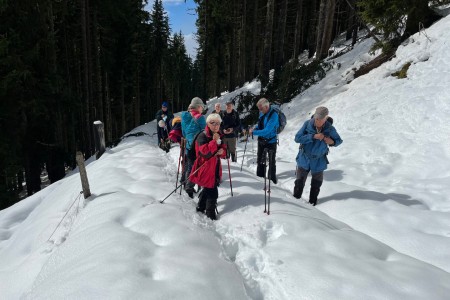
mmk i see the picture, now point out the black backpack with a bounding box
[268,106,287,134]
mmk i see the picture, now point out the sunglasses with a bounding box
[209,121,220,126]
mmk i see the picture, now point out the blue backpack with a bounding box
[268,106,287,134]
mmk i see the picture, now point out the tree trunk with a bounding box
[315,0,335,60]
[92,5,104,123]
[276,0,288,68]
[293,0,304,59]
[250,0,259,80]
[120,71,126,134]
[239,0,247,84]
[80,0,92,155]
[260,0,275,88]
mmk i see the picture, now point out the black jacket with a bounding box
[220,110,241,138]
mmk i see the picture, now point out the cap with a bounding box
[314,106,329,120]
[190,97,205,109]
[162,101,168,108]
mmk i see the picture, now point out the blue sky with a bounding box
[145,0,198,58]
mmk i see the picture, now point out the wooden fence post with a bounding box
[93,121,106,159]
[76,151,91,199]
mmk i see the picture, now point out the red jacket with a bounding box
[189,126,227,188]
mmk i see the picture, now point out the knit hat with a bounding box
[189,97,205,109]
[162,101,168,108]
[314,106,329,120]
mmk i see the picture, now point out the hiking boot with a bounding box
[206,199,217,220]
[196,206,205,214]
[186,190,194,198]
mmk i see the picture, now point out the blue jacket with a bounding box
[253,106,279,144]
[295,119,342,172]
[181,110,206,151]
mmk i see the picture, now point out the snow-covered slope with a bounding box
[1,15,450,300]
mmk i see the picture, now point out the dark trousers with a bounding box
[197,187,218,220]
[256,140,277,181]
[294,167,323,205]
[184,153,195,192]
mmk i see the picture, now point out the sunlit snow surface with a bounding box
[1,15,450,300]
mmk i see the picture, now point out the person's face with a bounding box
[314,117,327,127]
[215,104,221,112]
[208,119,221,133]
[162,106,168,111]
[257,104,269,114]
[226,103,233,111]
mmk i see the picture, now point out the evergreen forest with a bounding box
[0,0,446,208]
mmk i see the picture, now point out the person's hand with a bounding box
[249,128,254,135]
[161,114,165,118]
[217,149,224,156]
[314,133,325,140]
[213,133,220,141]
[323,136,334,145]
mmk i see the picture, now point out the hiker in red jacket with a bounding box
[190,113,227,220]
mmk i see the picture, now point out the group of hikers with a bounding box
[155,97,343,220]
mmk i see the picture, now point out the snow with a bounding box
[1,15,450,300]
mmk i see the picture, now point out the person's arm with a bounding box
[294,121,314,144]
[233,111,241,133]
[324,126,343,147]
[253,111,278,138]
[155,110,161,121]
[197,132,219,159]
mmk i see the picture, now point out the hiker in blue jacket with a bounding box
[181,97,206,198]
[293,106,342,205]
[249,98,279,184]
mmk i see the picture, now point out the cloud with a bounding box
[183,33,198,59]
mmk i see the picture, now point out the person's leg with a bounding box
[228,137,237,162]
[256,142,266,178]
[268,143,277,184]
[184,154,195,198]
[157,126,162,146]
[309,172,324,206]
[223,137,231,159]
[196,188,206,213]
[293,167,309,199]
[205,187,219,220]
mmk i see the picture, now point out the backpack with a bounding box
[186,131,203,161]
[268,106,287,134]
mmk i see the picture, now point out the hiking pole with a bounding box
[175,143,183,191]
[161,149,219,203]
[240,132,249,171]
[267,150,274,215]
[252,133,255,164]
[263,148,268,213]
[180,138,186,195]
[160,159,208,203]
[227,157,233,197]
